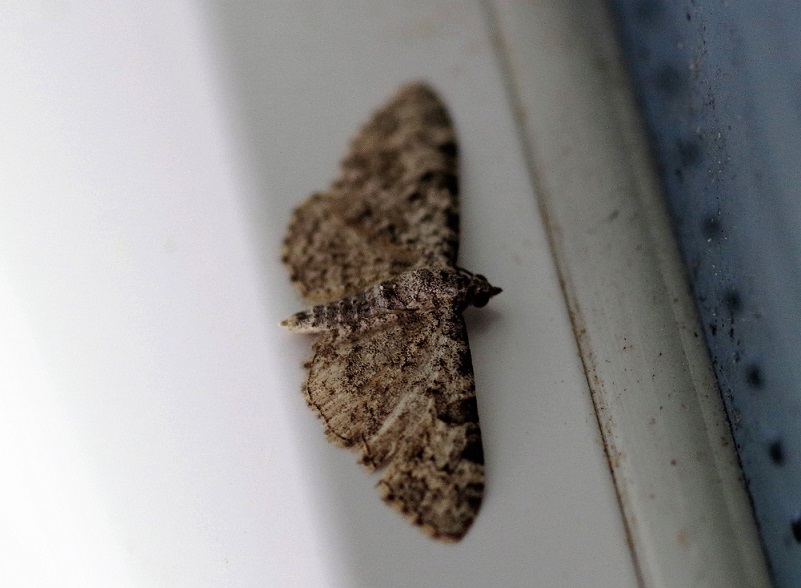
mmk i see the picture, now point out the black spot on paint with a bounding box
[768,440,785,465]
[792,516,801,543]
[746,364,763,388]
[723,289,742,315]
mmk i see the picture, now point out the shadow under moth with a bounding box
[281,83,501,542]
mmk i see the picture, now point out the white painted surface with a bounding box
[490,1,770,586]
[1,2,639,586]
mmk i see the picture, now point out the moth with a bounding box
[281,83,501,542]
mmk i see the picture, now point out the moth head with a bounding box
[468,273,502,308]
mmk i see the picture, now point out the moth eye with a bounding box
[439,140,457,158]
[473,292,490,308]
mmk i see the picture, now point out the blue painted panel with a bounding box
[608,2,801,585]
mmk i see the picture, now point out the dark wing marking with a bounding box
[282,83,460,305]
[303,310,484,541]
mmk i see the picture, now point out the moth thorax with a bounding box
[390,268,467,310]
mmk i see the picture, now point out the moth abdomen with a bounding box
[281,290,390,333]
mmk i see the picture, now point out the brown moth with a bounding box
[281,83,501,542]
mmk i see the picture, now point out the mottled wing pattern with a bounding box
[282,83,461,305]
[304,310,484,541]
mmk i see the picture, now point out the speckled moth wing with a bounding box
[304,308,484,541]
[282,83,461,305]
